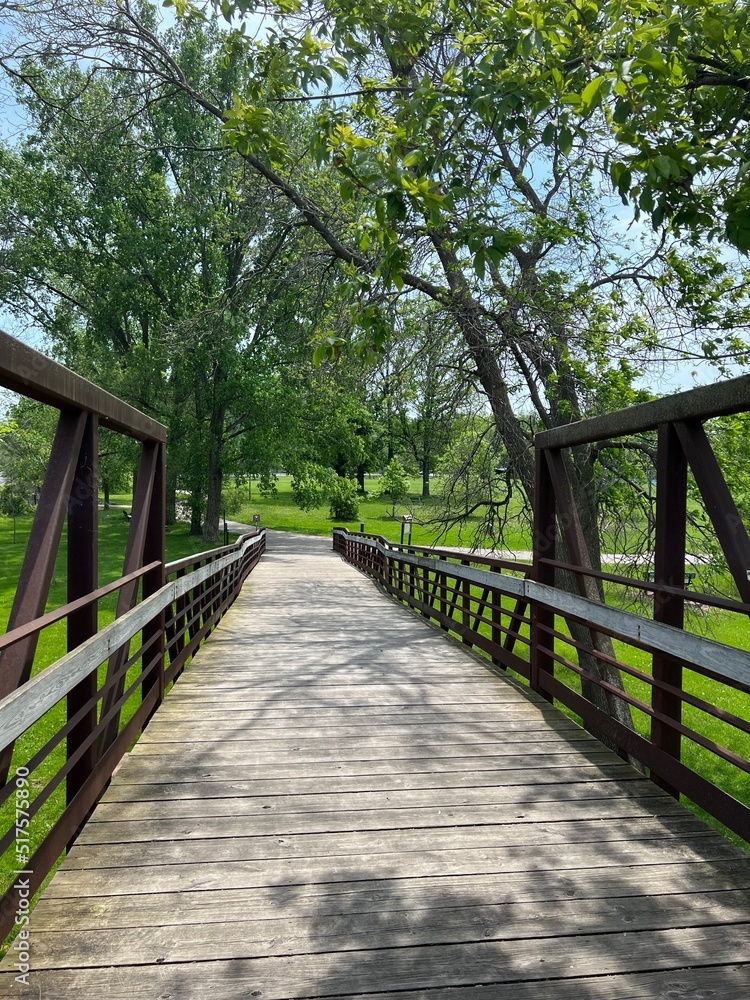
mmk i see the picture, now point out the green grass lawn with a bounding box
[236,474,533,550]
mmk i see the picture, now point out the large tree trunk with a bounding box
[421,446,430,498]
[189,501,202,536]
[431,237,637,749]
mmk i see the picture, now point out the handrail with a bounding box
[0,562,162,654]
[0,532,265,752]
[0,528,266,939]
[334,526,750,844]
[0,330,165,441]
[343,533,750,689]
[537,370,750,448]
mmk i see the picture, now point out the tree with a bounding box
[562,1,750,250]
[377,302,474,498]
[0,12,344,541]
[378,457,410,518]
[0,398,56,501]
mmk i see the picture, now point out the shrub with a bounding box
[378,458,410,516]
[0,484,30,517]
[220,480,246,518]
[329,476,359,521]
[290,464,335,511]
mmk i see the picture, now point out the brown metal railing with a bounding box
[0,332,266,940]
[334,377,750,847]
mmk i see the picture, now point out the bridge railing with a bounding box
[334,376,750,852]
[0,332,266,940]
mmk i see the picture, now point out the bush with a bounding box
[329,476,359,521]
[290,464,335,511]
[0,484,30,517]
[220,481,246,518]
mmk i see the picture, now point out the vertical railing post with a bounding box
[651,422,687,797]
[97,441,158,757]
[461,560,471,645]
[66,413,99,810]
[531,445,556,701]
[491,587,504,669]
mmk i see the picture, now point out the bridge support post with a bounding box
[142,441,167,718]
[531,445,556,701]
[65,414,99,805]
[66,413,99,812]
[651,423,687,798]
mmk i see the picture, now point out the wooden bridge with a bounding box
[0,332,749,996]
[0,530,746,997]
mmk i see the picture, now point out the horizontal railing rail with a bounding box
[0,528,265,941]
[334,527,750,844]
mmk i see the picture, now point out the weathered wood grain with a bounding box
[29,859,750,930]
[101,762,642,799]
[1,926,748,999]
[24,889,750,969]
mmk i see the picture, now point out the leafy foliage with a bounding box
[0,484,30,518]
[290,463,336,511]
[378,458,410,517]
[328,476,360,521]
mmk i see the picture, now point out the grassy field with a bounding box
[235,474,533,549]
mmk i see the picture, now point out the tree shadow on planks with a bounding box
[254,815,750,1000]
[4,776,750,998]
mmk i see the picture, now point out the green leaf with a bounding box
[580,76,606,112]
[726,210,750,251]
[473,249,486,280]
[312,343,329,366]
[653,154,680,180]
[559,126,573,156]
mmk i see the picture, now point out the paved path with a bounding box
[1,531,748,997]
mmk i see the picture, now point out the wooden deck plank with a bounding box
[2,530,748,998]
[1,926,748,998]
[29,859,750,929]
[101,762,644,798]
[56,816,724,879]
[73,796,691,846]
[95,774,657,811]
[42,834,738,901]
[23,890,750,969]
[2,965,746,1000]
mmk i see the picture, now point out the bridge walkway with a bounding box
[1,531,748,998]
